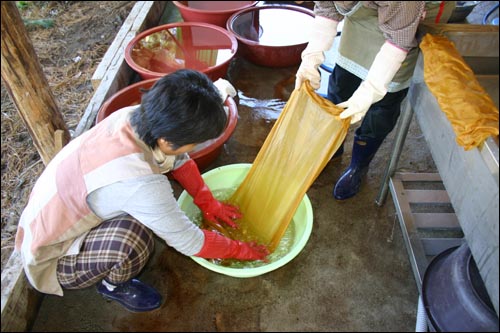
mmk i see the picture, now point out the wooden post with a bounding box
[1,1,70,165]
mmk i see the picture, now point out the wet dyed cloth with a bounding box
[230,82,350,251]
[420,34,499,150]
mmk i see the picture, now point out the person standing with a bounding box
[295,1,455,200]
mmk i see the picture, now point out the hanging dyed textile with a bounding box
[420,34,499,150]
[228,81,350,251]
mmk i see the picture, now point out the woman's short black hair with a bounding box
[130,69,227,149]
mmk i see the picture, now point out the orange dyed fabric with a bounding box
[229,82,350,251]
[420,34,499,150]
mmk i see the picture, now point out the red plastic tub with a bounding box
[125,22,238,81]
[96,78,238,171]
[227,5,315,67]
[173,1,258,28]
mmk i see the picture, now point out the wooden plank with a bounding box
[1,2,63,330]
[396,172,442,182]
[92,1,144,89]
[1,252,43,332]
[0,1,70,165]
[75,1,167,137]
[389,174,429,293]
[1,2,168,331]
[421,238,464,256]
[54,129,66,154]
[413,212,460,229]
[390,172,464,294]
[404,189,451,204]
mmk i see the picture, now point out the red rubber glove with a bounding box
[171,159,242,228]
[195,230,269,261]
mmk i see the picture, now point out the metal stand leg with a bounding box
[375,97,415,206]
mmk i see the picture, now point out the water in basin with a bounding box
[231,8,314,46]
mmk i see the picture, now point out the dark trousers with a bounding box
[327,65,409,141]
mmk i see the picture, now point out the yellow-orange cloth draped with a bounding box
[229,82,350,251]
[420,34,499,150]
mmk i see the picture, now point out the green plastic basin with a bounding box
[178,163,313,278]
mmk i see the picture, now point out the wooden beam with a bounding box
[1,252,43,332]
[2,3,168,329]
[1,2,70,330]
[1,1,70,166]
[75,1,167,137]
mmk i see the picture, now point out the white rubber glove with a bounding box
[295,16,339,90]
[338,41,407,124]
[213,78,237,102]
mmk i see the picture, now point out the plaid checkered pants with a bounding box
[56,215,154,289]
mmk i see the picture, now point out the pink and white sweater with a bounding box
[16,107,204,296]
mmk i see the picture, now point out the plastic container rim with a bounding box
[125,21,238,77]
[226,4,315,48]
[173,1,259,15]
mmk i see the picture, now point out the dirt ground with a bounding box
[1,1,137,269]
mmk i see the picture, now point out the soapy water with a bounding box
[185,187,295,268]
[238,92,286,121]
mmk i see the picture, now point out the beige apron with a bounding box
[336,1,455,92]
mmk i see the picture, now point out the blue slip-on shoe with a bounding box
[96,278,162,312]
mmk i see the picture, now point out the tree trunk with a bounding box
[1,1,70,166]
